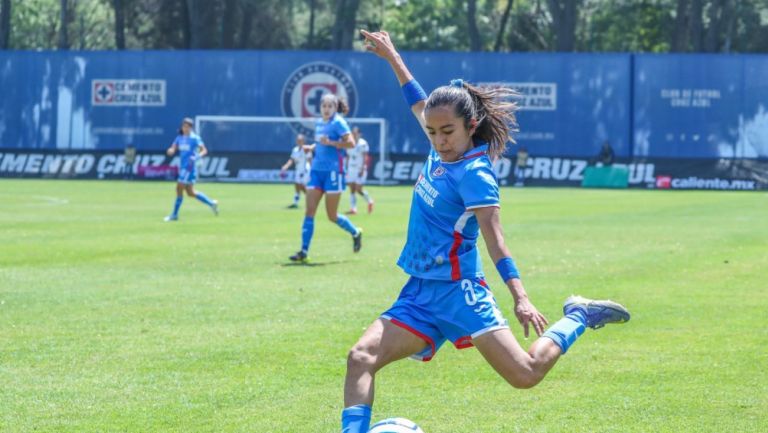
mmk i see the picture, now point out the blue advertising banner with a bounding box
[634,54,768,159]
[0,50,630,158]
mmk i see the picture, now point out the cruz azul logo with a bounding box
[281,62,358,136]
[92,79,166,106]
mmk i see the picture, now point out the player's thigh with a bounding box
[305,188,323,217]
[184,184,196,196]
[351,318,429,370]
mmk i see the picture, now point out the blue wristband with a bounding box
[495,257,520,282]
[402,79,427,106]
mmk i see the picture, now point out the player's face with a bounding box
[320,99,336,120]
[424,105,474,162]
[296,135,305,146]
[181,123,191,135]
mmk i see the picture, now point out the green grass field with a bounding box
[1,179,766,433]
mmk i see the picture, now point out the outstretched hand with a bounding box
[360,30,399,61]
[514,297,549,338]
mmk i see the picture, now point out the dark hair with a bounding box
[321,93,349,115]
[425,80,519,160]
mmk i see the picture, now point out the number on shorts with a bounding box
[462,279,477,306]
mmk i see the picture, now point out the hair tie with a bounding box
[450,79,464,88]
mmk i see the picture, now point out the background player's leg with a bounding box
[298,188,323,255]
[348,183,358,213]
[472,328,562,389]
[292,183,301,207]
[166,182,184,220]
[343,318,428,433]
[326,193,359,236]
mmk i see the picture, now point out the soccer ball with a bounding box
[368,417,425,433]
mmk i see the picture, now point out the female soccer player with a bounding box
[280,134,312,209]
[289,94,362,262]
[339,30,631,433]
[345,127,374,215]
[163,118,219,222]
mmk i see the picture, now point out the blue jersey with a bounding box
[397,142,500,281]
[174,132,204,170]
[311,113,351,172]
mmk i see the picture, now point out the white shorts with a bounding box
[345,169,367,185]
[295,171,309,185]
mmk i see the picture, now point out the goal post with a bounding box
[194,115,388,185]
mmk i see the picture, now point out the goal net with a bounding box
[194,115,388,185]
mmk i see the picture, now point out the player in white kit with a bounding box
[280,134,312,209]
[345,127,374,214]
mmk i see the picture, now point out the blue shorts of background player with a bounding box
[307,169,346,194]
[177,167,197,184]
[381,277,509,361]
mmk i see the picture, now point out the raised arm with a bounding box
[475,206,548,338]
[360,30,427,135]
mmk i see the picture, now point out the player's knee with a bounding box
[346,344,376,372]
[503,370,542,389]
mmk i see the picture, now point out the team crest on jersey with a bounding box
[281,62,358,136]
[432,166,446,177]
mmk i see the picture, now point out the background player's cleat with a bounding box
[353,229,363,253]
[287,203,299,209]
[211,200,219,216]
[289,250,308,262]
[163,215,178,222]
[563,295,630,329]
[368,200,374,214]
[345,208,358,215]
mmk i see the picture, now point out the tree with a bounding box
[59,0,70,49]
[185,0,218,48]
[113,0,125,49]
[331,0,362,50]
[494,0,514,52]
[547,0,581,51]
[467,0,482,51]
[0,0,10,49]
[220,0,237,49]
[671,0,689,52]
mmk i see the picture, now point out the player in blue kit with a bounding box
[289,94,362,262]
[163,118,219,222]
[339,31,632,433]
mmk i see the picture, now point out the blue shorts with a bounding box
[178,168,197,184]
[307,169,345,194]
[381,276,509,362]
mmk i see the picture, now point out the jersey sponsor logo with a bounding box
[281,62,358,136]
[92,79,166,106]
[432,166,446,177]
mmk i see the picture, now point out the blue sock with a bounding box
[172,196,183,216]
[301,216,314,252]
[542,311,587,354]
[293,193,300,204]
[195,191,214,207]
[335,214,359,236]
[341,404,371,433]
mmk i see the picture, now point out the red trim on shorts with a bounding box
[454,336,474,349]
[389,318,435,362]
[449,231,463,281]
[477,278,488,288]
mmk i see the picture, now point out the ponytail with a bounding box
[425,80,519,160]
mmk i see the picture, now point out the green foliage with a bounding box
[2,0,768,52]
[1,181,767,432]
[584,0,673,52]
